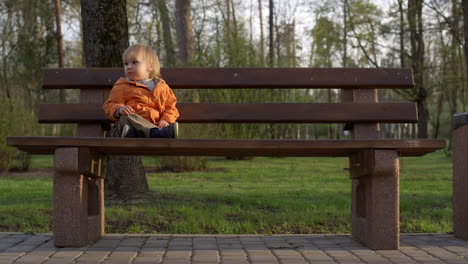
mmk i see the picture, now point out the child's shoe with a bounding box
[150,122,178,138]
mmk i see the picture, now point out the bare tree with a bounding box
[54,0,65,136]
[156,0,177,67]
[54,0,64,70]
[397,0,405,68]
[258,0,265,65]
[463,1,468,110]
[81,0,149,202]
[175,0,194,64]
[342,0,348,67]
[268,0,274,67]
[408,0,428,138]
[344,0,379,67]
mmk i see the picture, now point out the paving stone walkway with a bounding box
[1,232,468,264]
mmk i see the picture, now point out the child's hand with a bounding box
[118,105,135,116]
[157,120,169,128]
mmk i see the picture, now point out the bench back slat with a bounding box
[43,68,414,89]
[39,103,418,124]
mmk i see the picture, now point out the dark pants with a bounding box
[110,113,158,138]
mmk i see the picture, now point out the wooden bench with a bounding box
[7,68,445,250]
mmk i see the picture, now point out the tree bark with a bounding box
[81,0,149,202]
[54,0,64,69]
[224,0,233,64]
[258,0,265,65]
[433,92,443,138]
[275,21,280,66]
[450,0,461,119]
[462,0,468,55]
[462,1,468,112]
[342,0,348,67]
[398,0,405,68]
[175,0,197,103]
[175,0,194,65]
[230,0,239,41]
[173,0,207,166]
[435,13,448,139]
[408,0,428,138]
[268,0,274,67]
[54,0,65,136]
[157,0,177,67]
[81,0,129,67]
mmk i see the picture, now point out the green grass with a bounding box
[0,151,453,234]
[29,155,54,169]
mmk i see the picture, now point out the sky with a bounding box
[236,0,392,66]
[61,0,393,67]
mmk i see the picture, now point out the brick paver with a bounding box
[1,233,468,264]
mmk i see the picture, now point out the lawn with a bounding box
[0,151,453,234]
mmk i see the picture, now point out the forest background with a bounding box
[0,0,464,171]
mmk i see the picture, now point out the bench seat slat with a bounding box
[39,103,418,123]
[43,68,414,89]
[7,137,445,157]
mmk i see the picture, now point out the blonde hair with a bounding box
[122,44,161,79]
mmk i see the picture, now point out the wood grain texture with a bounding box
[43,68,414,89]
[39,103,418,123]
[7,137,445,157]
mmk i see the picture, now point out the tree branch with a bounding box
[344,0,379,67]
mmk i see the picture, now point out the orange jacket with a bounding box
[103,78,179,124]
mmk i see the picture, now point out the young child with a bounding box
[103,44,179,138]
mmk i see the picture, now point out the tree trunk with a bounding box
[450,0,460,126]
[417,99,429,138]
[398,0,405,68]
[175,0,197,102]
[54,0,65,104]
[275,22,280,66]
[258,0,265,65]
[328,90,335,139]
[54,0,64,69]
[175,0,194,65]
[224,0,233,64]
[174,0,207,166]
[268,0,274,67]
[268,0,276,138]
[249,1,253,50]
[408,0,428,138]
[342,0,348,67]
[289,22,296,67]
[81,0,149,202]
[81,0,129,67]
[157,0,177,67]
[433,92,444,138]
[54,0,65,136]
[435,13,448,139]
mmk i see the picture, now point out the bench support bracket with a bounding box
[53,147,105,247]
[349,149,400,250]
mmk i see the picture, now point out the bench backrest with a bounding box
[40,68,416,138]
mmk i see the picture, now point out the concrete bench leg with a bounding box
[53,147,105,247]
[350,149,399,250]
[454,121,468,240]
